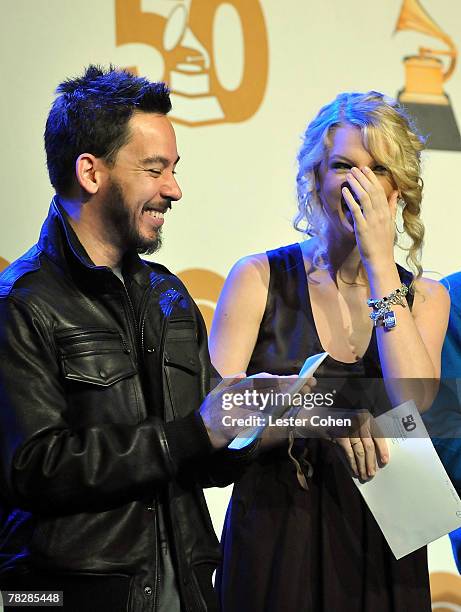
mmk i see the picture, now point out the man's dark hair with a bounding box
[45,64,172,195]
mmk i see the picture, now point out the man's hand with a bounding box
[199,373,316,450]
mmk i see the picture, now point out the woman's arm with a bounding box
[372,272,449,381]
[343,166,450,410]
[210,254,304,453]
[210,253,270,376]
[371,272,449,411]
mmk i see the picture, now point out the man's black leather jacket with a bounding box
[0,199,246,611]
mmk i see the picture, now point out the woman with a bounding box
[210,91,449,611]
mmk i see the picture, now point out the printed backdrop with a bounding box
[1,1,461,605]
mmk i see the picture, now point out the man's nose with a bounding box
[161,174,182,202]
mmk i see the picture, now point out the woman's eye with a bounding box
[331,162,351,170]
[373,165,388,174]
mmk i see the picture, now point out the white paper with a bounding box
[354,399,461,559]
[228,352,328,450]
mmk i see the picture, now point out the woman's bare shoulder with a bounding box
[412,276,450,315]
[232,251,270,272]
[225,252,270,295]
[413,276,450,301]
[210,252,270,374]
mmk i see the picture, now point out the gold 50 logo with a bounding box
[115,0,269,126]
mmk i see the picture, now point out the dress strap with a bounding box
[396,263,415,310]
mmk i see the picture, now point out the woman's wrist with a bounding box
[364,256,396,276]
[365,262,402,298]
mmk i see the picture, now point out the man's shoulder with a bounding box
[142,259,174,276]
[140,260,203,329]
[0,244,44,298]
[141,260,189,293]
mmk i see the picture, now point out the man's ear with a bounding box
[75,153,106,195]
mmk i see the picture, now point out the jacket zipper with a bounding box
[139,285,154,354]
[136,278,192,611]
[123,283,161,612]
[139,273,167,354]
[153,497,159,612]
[120,286,140,364]
[117,285,146,424]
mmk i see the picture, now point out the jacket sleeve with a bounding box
[0,295,212,515]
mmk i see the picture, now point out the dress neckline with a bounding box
[294,242,374,366]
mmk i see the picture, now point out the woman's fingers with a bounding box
[341,186,364,227]
[337,432,389,480]
[368,418,390,467]
[336,437,359,478]
[345,171,372,215]
[336,411,390,479]
[337,436,374,480]
[373,435,389,467]
[356,418,377,478]
[362,435,378,478]
[348,166,391,214]
[351,437,372,480]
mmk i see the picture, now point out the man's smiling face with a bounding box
[100,112,182,254]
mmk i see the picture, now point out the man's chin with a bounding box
[136,229,163,256]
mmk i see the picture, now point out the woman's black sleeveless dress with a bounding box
[216,243,430,612]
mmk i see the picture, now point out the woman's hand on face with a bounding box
[341,166,398,270]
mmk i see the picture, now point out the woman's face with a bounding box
[317,124,396,235]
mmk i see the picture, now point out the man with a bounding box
[0,65,264,612]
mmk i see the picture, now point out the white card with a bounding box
[354,399,461,559]
[228,352,328,450]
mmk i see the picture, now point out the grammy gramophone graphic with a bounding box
[115,0,268,127]
[395,0,461,151]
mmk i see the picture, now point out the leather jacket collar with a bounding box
[39,196,149,289]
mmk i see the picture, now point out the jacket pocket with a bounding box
[56,328,136,387]
[163,321,202,420]
[164,338,200,375]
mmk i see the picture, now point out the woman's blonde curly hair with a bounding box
[294,91,426,278]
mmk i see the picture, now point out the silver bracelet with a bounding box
[367,283,408,330]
